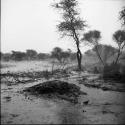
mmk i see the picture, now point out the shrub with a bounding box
[120,65,125,82]
[103,62,121,81]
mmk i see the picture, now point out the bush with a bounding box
[103,62,121,81]
[120,65,125,82]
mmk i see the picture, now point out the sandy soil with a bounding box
[1,60,52,73]
[1,61,125,124]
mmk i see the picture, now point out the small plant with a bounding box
[42,70,51,79]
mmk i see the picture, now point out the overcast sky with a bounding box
[1,0,125,53]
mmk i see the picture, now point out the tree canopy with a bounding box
[120,6,125,27]
[83,30,101,46]
[51,47,70,63]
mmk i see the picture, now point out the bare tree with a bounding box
[83,30,105,66]
[113,30,125,64]
[53,0,87,70]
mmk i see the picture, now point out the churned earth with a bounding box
[1,61,125,124]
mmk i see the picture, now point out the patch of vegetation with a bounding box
[103,63,121,80]
[23,80,87,103]
[80,78,125,92]
[0,64,11,69]
[103,63,125,82]
[1,67,72,85]
[66,65,85,72]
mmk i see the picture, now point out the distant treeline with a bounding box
[0,48,77,61]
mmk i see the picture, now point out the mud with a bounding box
[1,61,125,124]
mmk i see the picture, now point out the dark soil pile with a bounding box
[23,80,87,103]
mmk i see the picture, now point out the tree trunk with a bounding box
[95,46,105,66]
[72,28,82,70]
[115,43,125,64]
[76,44,82,71]
[115,49,121,65]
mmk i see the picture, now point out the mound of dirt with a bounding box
[23,80,87,103]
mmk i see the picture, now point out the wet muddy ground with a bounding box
[1,61,125,124]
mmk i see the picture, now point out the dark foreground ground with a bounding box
[1,61,125,124]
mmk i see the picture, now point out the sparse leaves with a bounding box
[113,30,125,49]
[83,30,101,45]
[57,19,86,33]
[120,6,125,26]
